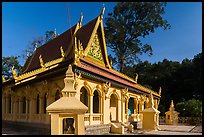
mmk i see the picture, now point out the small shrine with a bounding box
[165,100,180,125]
[46,64,88,135]
[141,91,160,130]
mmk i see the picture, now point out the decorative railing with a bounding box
[84,113,90,121]
[93,113,101,121]
[128,114,143,122]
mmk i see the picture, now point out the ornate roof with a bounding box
[3,9,160,98]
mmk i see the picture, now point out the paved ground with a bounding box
[2,123,202,135]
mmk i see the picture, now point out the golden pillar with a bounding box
[117,99,121,122]
[89,93,93,125]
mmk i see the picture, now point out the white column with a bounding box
[89,94,93,125]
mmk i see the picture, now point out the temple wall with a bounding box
[2,76,160,129]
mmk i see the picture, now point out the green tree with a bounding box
[105,2,171,73]
[175,99,202,117]
[2,56,22,80]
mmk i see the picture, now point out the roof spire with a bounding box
[100,3,105,19]
[79,12,83,27]
[148,91,154,108]
[54,28,57,38]
[34,42,38,51]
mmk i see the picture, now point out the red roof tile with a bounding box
[22,24,77,73]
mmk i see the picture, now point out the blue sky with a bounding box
[2,2,202,66]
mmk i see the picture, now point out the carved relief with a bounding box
[74,73,82,89]
[39,55,45,68]
[60,46,65,58]
[88,33,104,61]
[102,82,111,96]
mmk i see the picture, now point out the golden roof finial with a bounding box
[159,86,162,96]
[170,100,174,108]
[2,75,6,82]
[169,100,175,111]
[79,12,83,27]
[54,28,57,38]
[148,91,154,108]
[100,3,105,19]
[34,42,38,51]
[60,46,65,58]
[135,73,138,83]
[12,66,18,79]
[39,55,45,68]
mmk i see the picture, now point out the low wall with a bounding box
[85,124,111,135]
[159,116,202,125]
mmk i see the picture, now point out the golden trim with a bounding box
[39,55,45,68]
[14,57,64,82]
[135,73,138,83]
[99,20,112,69]
[84,16,100,55]
[85,55,105,67]
[60,46,65,58]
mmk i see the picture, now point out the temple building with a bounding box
[2,8,161,134]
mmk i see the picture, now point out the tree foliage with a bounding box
[175,99,202,117]
[122,52,202,114]
[2,56,22,80]
[105,2,171,73]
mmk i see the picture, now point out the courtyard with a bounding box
[2,122,202,135]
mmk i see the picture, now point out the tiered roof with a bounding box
[3,8,160,98]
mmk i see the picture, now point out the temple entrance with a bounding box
[110,94,118,122]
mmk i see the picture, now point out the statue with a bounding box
[74,73,82,89]
[64,118,75,134]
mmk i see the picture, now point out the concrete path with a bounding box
[107,124,202,135]
[2,123,202,135]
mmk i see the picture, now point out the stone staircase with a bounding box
[110,121,133,134]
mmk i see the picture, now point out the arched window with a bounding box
[36,94,39,114]
[110,94,118,121]
[80,87,89,113]
[55,90,61,101]
[43,93,47,113]
[22,96,26,114]
[80,87,88,106]
[93,90,99,113]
